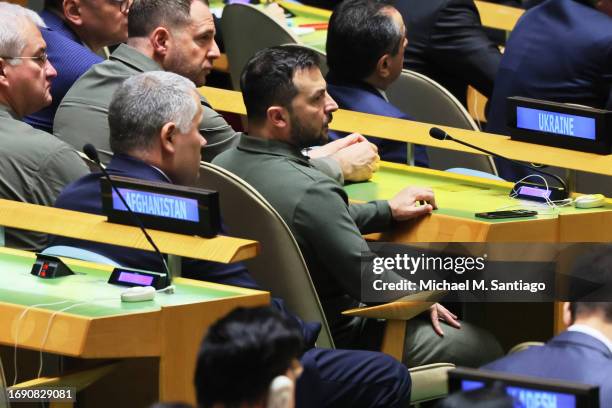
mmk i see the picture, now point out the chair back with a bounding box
[77,151,101,172]
[221,4,299,90]
[0,356,9,408]
[196,162,335,348]
[387,70,497,175]
[281,43,329,76]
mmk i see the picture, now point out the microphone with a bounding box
[429,127,568,193]
[83,144,172,287]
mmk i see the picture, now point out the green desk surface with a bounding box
[0,248,246,318]
[209,1,328,51]
[345,163,612,223]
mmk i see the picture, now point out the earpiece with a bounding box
[266,375,294,408]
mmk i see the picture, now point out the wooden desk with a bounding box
[277,1,524,35]
[199,86,612,177]
[0,247,268,404]
[345,162,612,335]
[474,1,524,32]
[0,199,258,263]
[346,162,612,243]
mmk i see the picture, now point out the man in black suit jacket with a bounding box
[394,0,502,107]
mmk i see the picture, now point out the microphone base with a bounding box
[511,181,569,203]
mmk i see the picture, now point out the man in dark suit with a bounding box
[483,247,612,407]
[394,0,502,107]
[487,0,612,133]
[325,0,428,166]
[486,0,612,179]
[52,70,412,408]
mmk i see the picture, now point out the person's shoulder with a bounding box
[60,57,130,106]
[214,146,338,188]
[0,120,79,161]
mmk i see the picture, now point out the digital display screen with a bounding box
[516,107,596,141]
[462,380,577,408]
[118,271,155,286]
[112,188,200,222]
[518,185,552,199]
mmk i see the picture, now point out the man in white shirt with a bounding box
[483,246,612,407]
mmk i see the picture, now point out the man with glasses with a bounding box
[24,0,130,133]
[0,3,89,251]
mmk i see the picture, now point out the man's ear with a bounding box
[562,302,573,327]
[150,27,171,59]
[63,0,84,27]
[266,106,289,129]
[376,54,392,79]
[0,59,10,88]
[160,121,177,154]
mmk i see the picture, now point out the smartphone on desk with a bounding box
[475,209,538,219]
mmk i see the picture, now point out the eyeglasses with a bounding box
[110,0,131,14]
[0,51,48,66]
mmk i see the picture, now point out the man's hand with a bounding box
[429,303,461,337]
[330,141,379,182]
[308,133,368,158]
[387,186,437,221]
[308,134,380,182]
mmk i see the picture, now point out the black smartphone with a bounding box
[475,209,538,219]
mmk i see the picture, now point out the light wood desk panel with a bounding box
[199,86,612,177]
[0,199,258,263]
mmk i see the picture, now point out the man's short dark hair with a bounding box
[326,0,403,82]
[44,0,63,12]
[568,245,612,323]
[240,45,320,125]
[128,0,205,38]
[194,306,304,408]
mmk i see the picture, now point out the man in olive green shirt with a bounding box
[215,46,503,367]
[0,4,89,251]
[54,0,378,183]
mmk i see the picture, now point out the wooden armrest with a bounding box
[10,362,119,391]
[409,363,455,403]
[341,290,447,320]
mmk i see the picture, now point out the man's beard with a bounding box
[289,112,331,149]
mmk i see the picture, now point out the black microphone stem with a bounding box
[83,144,172,287]
[432,129,568,191]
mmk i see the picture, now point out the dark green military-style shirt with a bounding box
[214,135,405,341]
[0,104,89,251]
[54,44,238,162]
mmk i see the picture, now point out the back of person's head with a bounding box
[326,0,403,82]
[194,306,304,408]
[149,403,193,408]
[108,70,198,155]
[568,245,612,324]
[436,383,515,408]
[240,45,320,125]
[0,2,45,60]
[129,0,208,37]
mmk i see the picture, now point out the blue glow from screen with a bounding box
[461,380,577,408]
[112,188,199,222]
[518,186,552,199]
[516,107,596,140]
